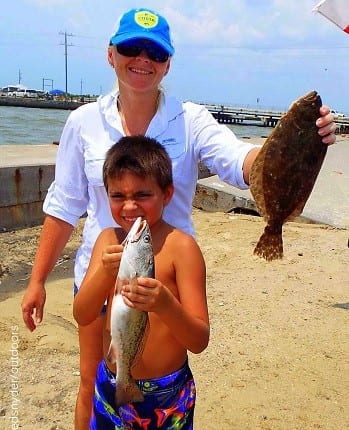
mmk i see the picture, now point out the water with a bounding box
[0,105,272,146]
[0,106,70,145]
[229,122,272,140]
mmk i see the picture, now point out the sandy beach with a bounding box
[1,133,349,429]
[0,205,348,429]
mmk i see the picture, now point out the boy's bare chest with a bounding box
[154,250,178,298]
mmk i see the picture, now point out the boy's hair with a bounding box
[103,135,173,191]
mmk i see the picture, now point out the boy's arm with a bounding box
[157,235,209,354]
[73,229,123,326]
[124,233,209,354]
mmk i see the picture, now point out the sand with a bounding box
[0,207,348,430]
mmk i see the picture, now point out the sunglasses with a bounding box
[116,41,170,63]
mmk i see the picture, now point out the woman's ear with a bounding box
[163,59,171,76]
[107,46,115,68]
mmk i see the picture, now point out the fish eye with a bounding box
[143,234,151,243]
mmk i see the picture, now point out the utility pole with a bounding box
[18,69,22,85]
[59,31,74,97]
[42,78,53,92]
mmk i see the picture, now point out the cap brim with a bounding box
[110,32,174,56]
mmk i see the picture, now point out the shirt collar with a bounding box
[97,90,184,135]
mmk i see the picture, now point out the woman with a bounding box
[21,7,337,430]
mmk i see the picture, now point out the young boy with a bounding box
[73,136,209,429]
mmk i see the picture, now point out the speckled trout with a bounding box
[107,217,154,407]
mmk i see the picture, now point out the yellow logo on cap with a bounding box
[135,11,159,28]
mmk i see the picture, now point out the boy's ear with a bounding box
[163,184,174,206]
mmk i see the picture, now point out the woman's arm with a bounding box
[21,215,74,331]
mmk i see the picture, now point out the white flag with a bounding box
[313,0,349,34]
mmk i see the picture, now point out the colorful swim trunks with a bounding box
[90,359,196,429]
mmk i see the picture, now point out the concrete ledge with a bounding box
[0,201,49,230]
[194,171,349,229]
[194,176,259,214]
[193,176,315,223]
[1,139,348,231]
[0,165,54,230]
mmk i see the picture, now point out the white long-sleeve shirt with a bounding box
[44,91,258,287]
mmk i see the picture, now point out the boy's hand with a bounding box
[121,277,170,312]
[102,244,123,276]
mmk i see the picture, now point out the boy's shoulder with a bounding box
[160,223,204,268]
[98,226,126,245]
[160,221,199,249]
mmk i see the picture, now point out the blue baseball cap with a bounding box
[109,8,174,56]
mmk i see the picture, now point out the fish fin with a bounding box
[107,342,117,364]
[115,277,125,295]
[129,273,138,294]
[285,198,307,223]
[131,313,149,370]
[115,379,144,407]
[113,277,119,296]
[254,225,283,261]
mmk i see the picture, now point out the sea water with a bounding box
[0,106,70,146]
[0,105,272,146]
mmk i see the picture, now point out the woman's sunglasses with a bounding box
[116,41,170,63]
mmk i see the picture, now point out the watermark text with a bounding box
[9,325,20,429]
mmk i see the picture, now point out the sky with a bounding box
[1,0,349,113]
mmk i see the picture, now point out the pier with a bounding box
[1,96,348,133]
[204,103,349,133]
[205,103,283,127]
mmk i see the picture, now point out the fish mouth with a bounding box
[125,217,148,244]
[304,90,317,99]
[303,90,321,104]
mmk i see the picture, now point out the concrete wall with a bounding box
[0,165,54,230]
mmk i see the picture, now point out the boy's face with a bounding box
[107,171,173,232]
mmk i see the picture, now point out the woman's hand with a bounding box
[317,105,337,145]
[21,281,46,332]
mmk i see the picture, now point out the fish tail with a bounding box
[254,225,283,261]
[115,380,144,407]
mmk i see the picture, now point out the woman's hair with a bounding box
[103,135,173,191]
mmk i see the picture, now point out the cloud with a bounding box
[162,0,337,48]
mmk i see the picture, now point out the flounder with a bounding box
[250,91,328,261]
